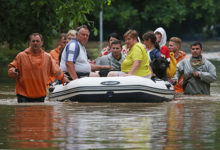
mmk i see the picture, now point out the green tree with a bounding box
[1,0,220,50]
[92,0,220,40]
[92,0,141,40]
[0,0,110,49]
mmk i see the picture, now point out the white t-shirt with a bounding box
[60,39,91,73]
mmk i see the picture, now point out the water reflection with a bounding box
[165,102,184,150]
[7,105,59,149]
[0,100,220,149]
[0,56,219,149]
[166,100,220,150]
[55,103,160,149]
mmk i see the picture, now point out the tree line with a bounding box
[1,0,220,50]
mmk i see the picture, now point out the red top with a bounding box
[160,45,170,60]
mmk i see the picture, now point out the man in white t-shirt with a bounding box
[60,25,112,80]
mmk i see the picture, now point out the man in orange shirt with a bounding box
[8,33,68,103]
[168,37,188,93]
[49,33,67,84]
[50,33,67,65]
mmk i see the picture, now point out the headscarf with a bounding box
[154,27,167,48]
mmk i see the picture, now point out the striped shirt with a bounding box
[60,39,91,73]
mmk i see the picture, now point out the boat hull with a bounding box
[49,76,174,102]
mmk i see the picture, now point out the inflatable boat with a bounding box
[48,76,175,102]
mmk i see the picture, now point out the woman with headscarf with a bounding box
[154,27,170,62]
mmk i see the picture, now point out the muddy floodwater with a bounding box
[0,53,220,150]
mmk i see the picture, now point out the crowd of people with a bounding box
[8,25,217,103]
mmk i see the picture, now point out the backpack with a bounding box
[151,57,169,79]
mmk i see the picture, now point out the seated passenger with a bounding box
[50,33,67,66]
[99,33,120,57]
[99,32,128,58]
[142,31,161,62]
[154,27,170,61]
[96,40,125,76]
[58,30,77,65]
[108,29,151,78]
[60,25,112,80]
[67,29,77,43]
[122,36,141,56]
[142,31,169,80]
[48,33,67,84]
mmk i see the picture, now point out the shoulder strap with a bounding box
[72,40,80,63]
[64,39,80,63]
[58,49,63,66]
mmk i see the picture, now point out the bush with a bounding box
[0,47,20,65]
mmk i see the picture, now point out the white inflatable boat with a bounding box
[48,76,175,102]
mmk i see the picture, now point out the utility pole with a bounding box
[99,3,103,51]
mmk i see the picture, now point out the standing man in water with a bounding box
[174,42,216,95]
[48,33,67,84]
[8,33,68,103]
[50,33,67,66]
[168,37,188,94]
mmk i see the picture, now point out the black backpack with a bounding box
[151,57,169,80]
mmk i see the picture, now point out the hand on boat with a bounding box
[64,76,70,84]
[179,80,183,86]
[169,79,178,85]
[122,73,132,77]
[151,73,156,77]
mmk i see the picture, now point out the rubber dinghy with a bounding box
[48,76,175,102]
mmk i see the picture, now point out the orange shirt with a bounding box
[49,45,62,65]
[174,50,188,93]
[8,47,64,98]
[49,46,62,83]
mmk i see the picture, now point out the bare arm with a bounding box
[66,61,78,80]
[90,64,113,72]
[128,60,141,75]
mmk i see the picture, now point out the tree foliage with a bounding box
[0,0,110,49]
[1,0,220,49]
[96,0,220,40]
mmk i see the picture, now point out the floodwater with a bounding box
[0,53,220,150]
